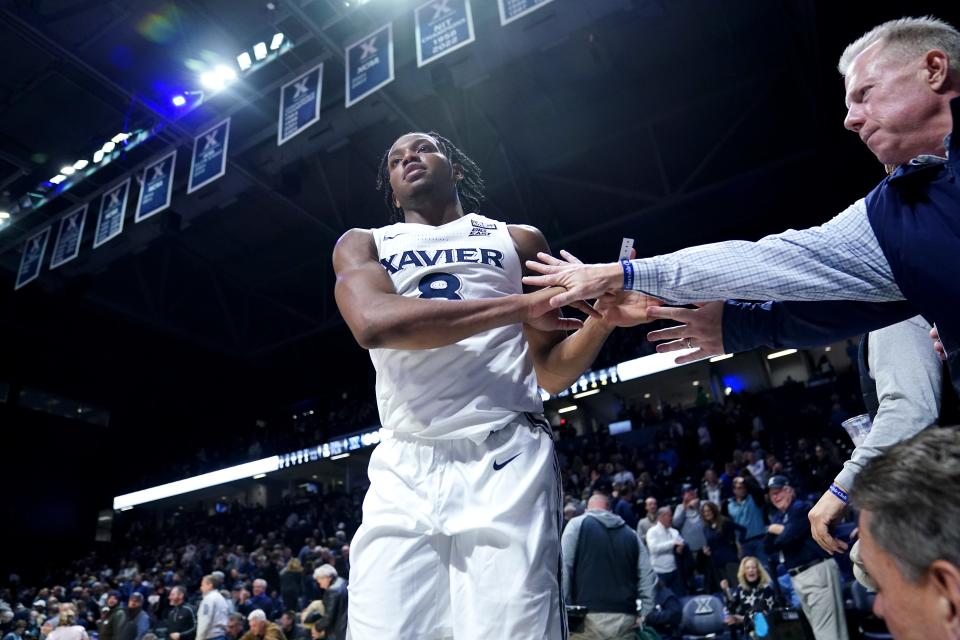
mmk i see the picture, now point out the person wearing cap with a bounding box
[97,593,124,640]
[672,483,706,592]
[765,475,847,640]
[238,611,284,640]
[117,594,150,640]
[196,576,228,640]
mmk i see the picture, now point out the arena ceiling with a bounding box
[0,0,953,392]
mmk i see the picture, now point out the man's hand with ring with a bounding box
[644,301,726,364]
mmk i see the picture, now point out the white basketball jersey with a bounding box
[369,213,542,441]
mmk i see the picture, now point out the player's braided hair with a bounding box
[376,132,486,224]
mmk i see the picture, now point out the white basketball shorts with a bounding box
[346,413,567,640]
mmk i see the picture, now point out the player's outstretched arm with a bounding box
[332,228,580,350]
[512,227,644,394]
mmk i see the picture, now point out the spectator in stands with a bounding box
[727,477,768,568]
[238,611,283,640]
[612,484,638,530]
[166,586,196,640]
[644,580,683,637]
[277,613,308,640]
[224,614,244,640]
[720,557,776,635]
[636,497,658,540]
[47,607,88,640]
[700,469,728,507]
[98,592,124,640]
[196,576,229,640]
[700,501,740,591]
[807,442,842,492]
[765,475,847,640]
[646,507,686,597]
[673,483,706,592]
[278,561,303,612]
[3,620,26,640]
[561,493,656,638]
[247,582,272,621]
[311,566,346,640]
[117,594,150,640]
[850,428,960,640]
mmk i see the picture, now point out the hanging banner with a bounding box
[49,205,88,269]
[136,150,177,222]
[415,0,475,67]
[345,23,395,108]
[278,64,324,145]
[93,178,131,249]
[188,117,230,194]
[497,0,555,26]
[16,227,51,290]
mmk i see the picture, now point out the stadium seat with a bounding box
[679,595,731,640]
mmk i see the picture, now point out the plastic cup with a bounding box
[841,413,872,447]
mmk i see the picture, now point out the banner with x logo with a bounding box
[188,117,230,194]
[415,0,475,67]
[345,23,394,108]
[136,150,177,223]
[50,204,89,270]
[278,64,323,146]
[497,0,554,26]
[15,226,51,290]
[93,177,131,249]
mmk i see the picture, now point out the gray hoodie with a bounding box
[561,509,657,617]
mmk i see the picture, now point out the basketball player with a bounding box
[332,132,651,639]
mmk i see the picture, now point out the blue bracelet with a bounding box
[828,483,849,504]
[621,259,634,291]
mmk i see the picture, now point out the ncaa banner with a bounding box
[136,150,177,222]
[497,0,555,26]
[188,117,230,194]
[93,177,131,249]
[49,205,88,270]
[345,23,394,108]
[15,226,51,290]
[415,0,475,67]
[278,64,324,146]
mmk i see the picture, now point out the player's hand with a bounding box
[522,286,590,332]
[809,490,849,554]
[645,302,725,364]
[523,253,622,308]
[931,326,946,361]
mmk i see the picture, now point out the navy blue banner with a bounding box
[497,0,554,25]
[50,205,88,269]
[278,64,323,145]
[15,226,51,290]
[345,23,394,108]
[415,0,475,67]
[136,150,177,222]
[188,118,230,194]
[93,178,131,249]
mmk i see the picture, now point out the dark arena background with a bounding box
[2,1,959,639]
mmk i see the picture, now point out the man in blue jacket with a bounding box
[765,476,847,640]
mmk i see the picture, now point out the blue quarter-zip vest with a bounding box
[864,96,960,395]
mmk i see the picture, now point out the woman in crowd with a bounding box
[721,556,777,638]
[700,501,739,591]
